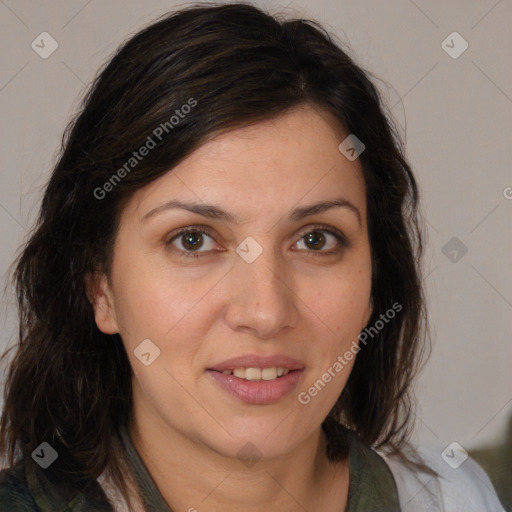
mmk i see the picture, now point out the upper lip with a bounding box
[208,354,305,372]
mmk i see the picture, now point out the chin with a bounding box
[198,418,313,463]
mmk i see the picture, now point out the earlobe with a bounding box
[84,272,119,334]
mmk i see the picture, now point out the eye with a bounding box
[166,224,347,259]
[293,225,347,255]
[166,226,218,258]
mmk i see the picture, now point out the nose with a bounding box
[224,244,299,340]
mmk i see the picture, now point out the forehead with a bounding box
[125,104,367,224]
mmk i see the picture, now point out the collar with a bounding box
[119,425,401,512]
[22,425,400,511]
[344,430,401,511]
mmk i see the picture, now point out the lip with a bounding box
[206,354,306,405]
[208,354,305,372]
[207,368,305,405]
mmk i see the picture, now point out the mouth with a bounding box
[206,361,305,405]
[206,354,305,404]
[216,366,292,381]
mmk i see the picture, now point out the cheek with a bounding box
[111,262,223,389]
[312,266,372,335]
[303,259,371,385]
[112,260,212,344]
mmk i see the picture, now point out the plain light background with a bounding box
[0,0,511,456]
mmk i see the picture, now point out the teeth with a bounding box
[261,367,276,380]
[245,368,261,380]
[221,367,291,380]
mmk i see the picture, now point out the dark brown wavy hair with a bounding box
[0,2,431,507]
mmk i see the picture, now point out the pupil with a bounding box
[306,231,325,250]
[183,232,203,250]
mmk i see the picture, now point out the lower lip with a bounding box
[206,369,304,405]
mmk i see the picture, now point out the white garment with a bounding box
[380,444,506,512]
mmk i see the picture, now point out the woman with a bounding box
[0,3,504,511]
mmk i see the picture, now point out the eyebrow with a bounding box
[141,197,361,226]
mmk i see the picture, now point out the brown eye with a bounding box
[181,231,205,251]
[166,227,217,257]
[303,231,327,250]
[294,226,346,254]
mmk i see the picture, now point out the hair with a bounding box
[0,1,431,507]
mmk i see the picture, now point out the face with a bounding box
[90,104,372,461]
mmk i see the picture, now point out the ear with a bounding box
[84,272,120,334]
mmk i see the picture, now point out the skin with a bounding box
[89,103,373,512]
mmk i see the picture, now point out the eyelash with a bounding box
[165,224,348,259]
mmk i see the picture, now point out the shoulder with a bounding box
[378,443,506,512]
[0,459,115,512]
[0,463,40,511]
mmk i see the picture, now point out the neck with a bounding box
[128,399,349,512]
